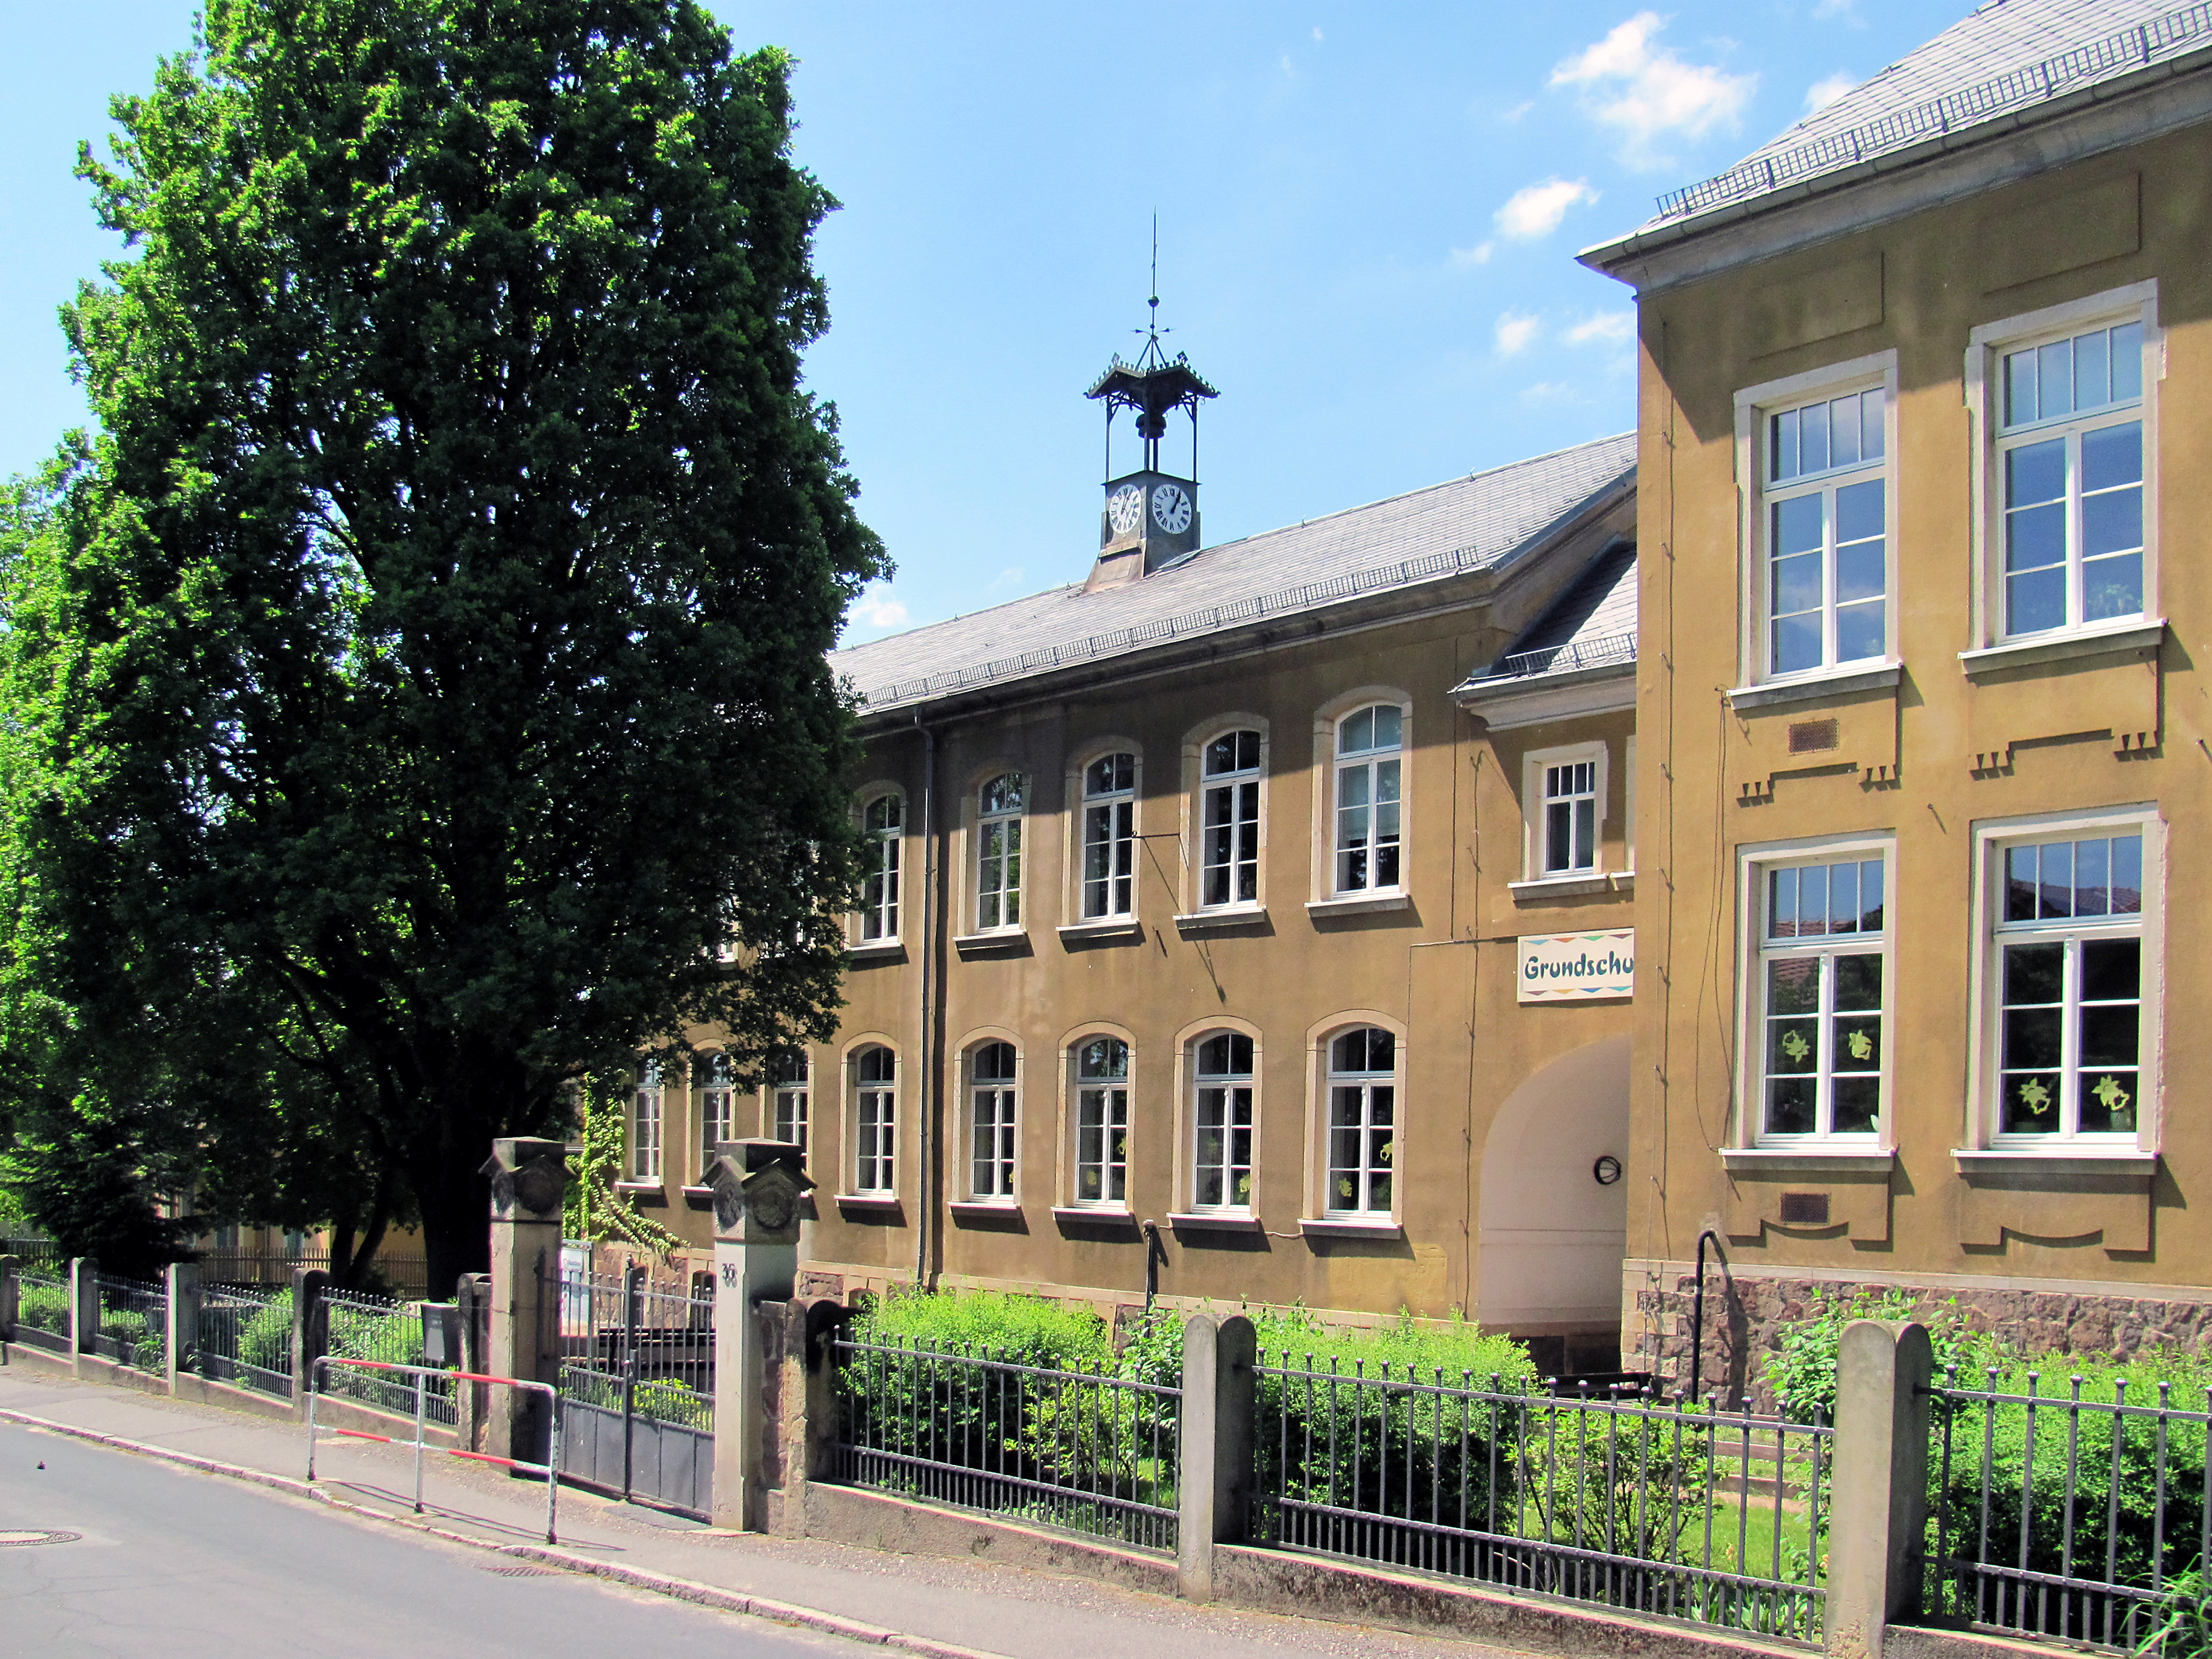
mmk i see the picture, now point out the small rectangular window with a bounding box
[1325,1027,1395,1215]
[861,794,902,940]
[770,1050,809,1157]
[631,1063,664,1181]
[1760,383,1888,679]
[1544,761,1597,874]
[853,1048,896,1194]
[1334,706,1403,895]
[1191,1031,1255,1211]
[1200,730,1262,908]
[1073,1037,1129,1206]
[968,1042,1017,1199]
[1081,753,1136,919]
[976,774,1024,931]
[1752,854,1888,1143]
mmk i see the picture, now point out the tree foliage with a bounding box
[0,0,882,1290]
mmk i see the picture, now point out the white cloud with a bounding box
[1450,243,1495,268]
[1566,310,1635,346]
[1519,381,1584,406]
[1312,25,1323,42]
[1500,99,1535,122]
[1494,176,1599,241]
[1803,71,1856,114]
[986,566,1027,593]
[1813,0,1862,21]
[1550,12,1757,166]
[848,587,910,634]
[1495,311,1542,357]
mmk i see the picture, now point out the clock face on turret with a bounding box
[1151,483,1193,535]
[1107,483,1145,536]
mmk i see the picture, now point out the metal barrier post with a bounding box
[306,1362,321,1481]
[1826,1319,1932,1659]
[413,1370,427,1513]
[621,1260,641,1502]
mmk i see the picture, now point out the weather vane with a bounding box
[1135,213,1170,366]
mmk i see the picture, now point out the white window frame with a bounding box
[1732,350,1899,692]
[1966,283,2162,653]
[1196,726,1265,911]
[1966,806,2162,1156]
[1329,702,1406,898]
[1068,1034,1131,1210]
[974,772,1025,933]
[1189,1030,1257,1213]
[631,1061,664,1182]
[700,1052,736,1162]
[769,1049,809,1157]
[851,1045,898,1195]
[1735,836,1894,1150]
[857,790,903,943]
[965,1040,1021,1202]
[1523,741,1609,880]
[1078,750,1138,920]
[1321,1025,1398,1218]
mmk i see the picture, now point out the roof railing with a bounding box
[1654,3,2212,222]
[1493,630,1638,682]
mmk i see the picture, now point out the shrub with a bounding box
[1765,1288,1996,1426]
[18,1281,70,1334]
[238,1290,295,1374]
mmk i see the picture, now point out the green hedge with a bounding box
[18,1281,70,1334]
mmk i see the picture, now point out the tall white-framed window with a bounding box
[1996,320,2147,638]
[1191,1031,1255,1212]
[1200,729,1262,908]
[1523,742,1609,879]
[1988,826,2148,1142]
[700,1053,736,1159]
[631,1060,664,1181]
[1748,850,1889,1144]
[1071,1036,1130,1207]
[1324,1027,1395,1216]
[852,1046,896,1195]
[1081,753,1136,919]
[968,1041,1019,1200]
[1762,383,1888,678]
[770,1049,809,1156]
[1333,705,1403,894]
[976,773,1025,931]
[860,793,902,941]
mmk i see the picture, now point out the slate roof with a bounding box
[1638,0,2211,231]
[831,432,1636,715]
[1454,538,1637,698]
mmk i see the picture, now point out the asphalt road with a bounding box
[0,1421,876,1659]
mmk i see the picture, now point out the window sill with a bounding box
[846,938,906,962]
[1509,873,1611,900]
[953,930,1029,956]
[1051,1205,1139,1228]
[1174,905,1269,933]
[1305,893,1409,920]
[1722,1147,1893,1174]
[834,1191,903,1212]
[1056,917,1144,943]
[613,1181,668,1207]
[1959,619,2165,677]
[1299,1216,1403,1240]
[680,1184,717,1210]
[950,1201,1024,1222]
[1952,1147,2157,1176]
[1168,1211,1262,1233]
[1726,660,1902,711]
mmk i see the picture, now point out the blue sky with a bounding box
[0,2,1968,642]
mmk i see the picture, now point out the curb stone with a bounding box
[0,1406,1011,1659]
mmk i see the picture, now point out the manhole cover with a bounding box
[0,1530,81,1547]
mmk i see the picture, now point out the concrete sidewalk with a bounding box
[0,1364,1529,1659]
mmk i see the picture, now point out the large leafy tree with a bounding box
[0,0,881,1292]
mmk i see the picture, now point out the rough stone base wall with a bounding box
[1624,1258,2212,1412]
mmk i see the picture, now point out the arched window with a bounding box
[1201,730,1262,908]
[1081,753,1136,919]
[977,773,1025,930]
[1073,1036,1130,1206]
[1333,705,1403,894]
[701,1053,736,1157]
[770,1049,809,1155]
[861,794,902,940]
[853,1047,896,1194]
[1326,1028,1396,1215]
[968,1042,1019,1199]
[1192,1031,1255,1212]
[632,1059,665,1181]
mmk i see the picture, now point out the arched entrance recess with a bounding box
[1476,1034,1630,1332]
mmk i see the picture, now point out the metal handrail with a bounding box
[307,1356,561,1543]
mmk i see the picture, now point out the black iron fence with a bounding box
[90,1272,168,1372]
[195,1250,428,1296]
[13,1265,73,1356]
[831,1330,1181,1553]
[1250,1355,1827,1643]
[318,1287,456,1427]
[195,1282,293,1399]
[1931,1367,2211,1651]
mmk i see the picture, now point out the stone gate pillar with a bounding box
[707,1138,811,1530]
[483,1137,567,1469]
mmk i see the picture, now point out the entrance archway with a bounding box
[1476,1034,1631,1333]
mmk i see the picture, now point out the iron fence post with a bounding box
[621,1259,641,1502]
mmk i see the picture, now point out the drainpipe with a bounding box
[1686,1228,1724,1406]
[913,717,938,1291]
